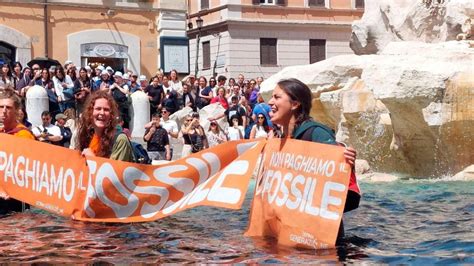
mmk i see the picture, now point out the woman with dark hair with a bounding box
[73,67,91,114]
[169,69,182,93]
[267,78,360,242]
[35,68,59,117]
[52,66,75,112]
[226,114,244,141]
[75,90,133,161]
[181,112,208,153]
[66,66,77,82]
[16,67,32,96]
[249,112,272,139]
[17,105,32,129]
[0,63,14,90]
[181,83,196,111]
[226,77,236,95]
[197,76,213,109]
[12,62,23,89]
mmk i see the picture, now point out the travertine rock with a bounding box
[449,165,474,181]
[350,0,474,54]
[260,41,474,177]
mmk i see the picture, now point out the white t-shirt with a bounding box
[227,126,244,141]
[254,125,268,139]
[32,124,62,141]
[52,75,74,100]
[160,119,179,144]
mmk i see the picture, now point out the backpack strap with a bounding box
[293,120,336,144]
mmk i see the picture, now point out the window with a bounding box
[201,0,209,10]
[202,41,210,69]
[355,0,364,8]
[310,39,326,64]
[0,42,16,66]
[308,0,325,7]
[255,0,286,5]
[260,38,277,66]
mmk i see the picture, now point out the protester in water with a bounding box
[267,78,360,241]
[75,90,133,162]
[0,89,34,214]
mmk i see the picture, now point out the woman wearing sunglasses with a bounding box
[249,113,273,139]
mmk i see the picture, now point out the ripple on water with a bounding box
[0,180,473,263]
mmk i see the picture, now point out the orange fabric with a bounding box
[12,124,35,140]
[246,139,351,249]
[88,133,101,155]
[0,133,265,223]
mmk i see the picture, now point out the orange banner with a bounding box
[245,138,351,249]
[0,134,265,222]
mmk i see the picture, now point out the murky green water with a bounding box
[1,180,473,263]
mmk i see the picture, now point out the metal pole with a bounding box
[44,0,48,57]
[194,31,200,77]
[212,34,221,78]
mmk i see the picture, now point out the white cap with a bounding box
[139,75,147,81]
[97,65,105,71]
[114,71,123,78]
[101,70,109,76]
[65,60,73,65]
[106,66,114,72]
[85,66,92,71]
[123,73,129,80]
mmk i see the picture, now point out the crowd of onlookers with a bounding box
[0,60,275,161]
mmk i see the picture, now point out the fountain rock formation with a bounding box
[260,0,474,177]
[350,0,474,54]
[261,34,473,177]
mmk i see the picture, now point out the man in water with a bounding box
[0,89,35,214]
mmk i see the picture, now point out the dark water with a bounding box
[1,180,473,264]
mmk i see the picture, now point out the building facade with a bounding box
[187,0,364,79]
[0,0,187,77]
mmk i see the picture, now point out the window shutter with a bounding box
[309,0,325,6]
[260,38,277,65]
[276,0,286,6]
[201,0,209,10]
[203,41,211,69]
[310,39,326,64]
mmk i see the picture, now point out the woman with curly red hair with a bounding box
[75,90,133,162]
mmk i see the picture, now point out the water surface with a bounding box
[1,180,473,263]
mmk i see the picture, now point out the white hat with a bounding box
[65,60,73,65]
[85,66,92,71]
[139,75,147,81]
[101,70,109,76]
[114,71,123,78]
[123,73,129,80]
[97,65,105,71]
[106,66,114,72]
